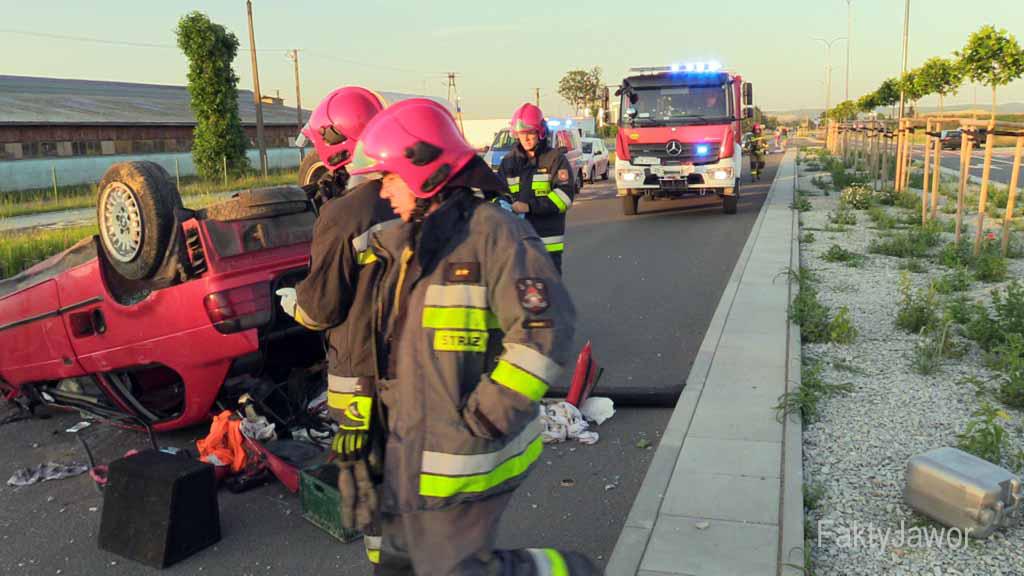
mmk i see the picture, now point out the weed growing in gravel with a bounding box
[895,273,939,334]
[941,202,958,215]
[989,334,1024,411]
[934,266,972,294]
[867,206,897,230]
[828,207,857,226]
[965,281,1024,351]
[840,185,874,209]
[791,195,812,212]
[869,226,941,258]
[937,240,972,268]
[823,223,849,233]
[945,293,976,326]
[957,403,1016,466]
[896,211,923,227]
[823,244,865,267]
[895,191,921,211]
[832,360,865,374]
[788,269,831,343]
[900,259,928,273]
[972,243,1008,283]
[775,362,853,423]
[828,307,859,344]
[804,481,826,512]
[800,232,816,244]
[911,320,954,375]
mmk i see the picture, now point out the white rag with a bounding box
[540,401,599,445]
[239,415,277,442]
[580,397,615,425]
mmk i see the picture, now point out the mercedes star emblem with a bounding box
[665,140,683,156]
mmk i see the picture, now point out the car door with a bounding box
[596,142,608,176]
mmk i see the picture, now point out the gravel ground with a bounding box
[795,171,1024,576]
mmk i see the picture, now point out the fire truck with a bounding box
[614,62,753,215]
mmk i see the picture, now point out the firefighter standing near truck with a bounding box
[346,97,595,575]
[275,86,397,569]
[746,123,768,181]
[497,103,575,274]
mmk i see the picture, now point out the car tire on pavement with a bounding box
[602,167,609,180]
[578,170,585,190]
[623,194,639,216]
[723,184,739,215]
[97,161,182,281]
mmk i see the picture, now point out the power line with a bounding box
[302,49,448,76]
[0,28,287,52]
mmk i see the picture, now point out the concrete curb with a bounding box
[606,150,802,575]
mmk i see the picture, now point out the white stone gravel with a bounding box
[797,186,1024,576]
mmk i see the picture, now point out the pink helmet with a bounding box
[300,86,385,172]
[348,98,475,199]
[510,103,546,138]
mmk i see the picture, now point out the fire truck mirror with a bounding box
[742,83,753,107]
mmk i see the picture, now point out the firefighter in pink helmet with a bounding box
[277,86,397,569]
[348,98,595,575]
[497,103,575,274]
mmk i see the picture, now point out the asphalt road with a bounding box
[0,154,778,575]
[909,144,1018,185]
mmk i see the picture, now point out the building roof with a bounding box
[0,75,309,126]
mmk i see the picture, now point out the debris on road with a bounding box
[635,439,652,449]
[64,421,91,434]
[604,484,617,492]
[7,462,89,487]
[696,521,710,530]
[560,478,576,488]
[541,401,599,444]
[580,397,615,425]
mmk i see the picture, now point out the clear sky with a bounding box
[1,0,1022,119]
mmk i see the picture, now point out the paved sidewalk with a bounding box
[606,150,805,576]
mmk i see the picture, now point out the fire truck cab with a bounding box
[614,63,753,215]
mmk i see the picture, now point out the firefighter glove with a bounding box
[276,288,297,319]
[337,459,378,532]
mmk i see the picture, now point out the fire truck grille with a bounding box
[629,142,722,165]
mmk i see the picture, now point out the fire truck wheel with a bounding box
[97,161,181,281]
[722,185,739,214]
[622,194,639,216]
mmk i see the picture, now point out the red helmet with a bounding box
[510,103,546,138]
[752,123,763,133]
[300,86,385,172]
[348,98,475,199]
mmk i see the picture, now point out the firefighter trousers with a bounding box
[376,492,595,575]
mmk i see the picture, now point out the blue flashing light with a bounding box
[707,61,722,72]
[696,144,710,156]
[670,63,680,72]
[547,120,561,127]
[670,61,724,74]
[566,119,573,126]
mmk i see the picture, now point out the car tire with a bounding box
[622,194,639,216]
[578,170,585,190]
[723,184,739,214]
[97,161,181,281]
[298,150,330,189]
[602,166,609,180]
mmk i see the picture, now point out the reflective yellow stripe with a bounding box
[532,174,551,182]
[509,184,520,193]
[545,550,569,576]
[367,549,381,564]
[365,536,381,564]
[419,436,543,498]
[422,412,543,475]
[545,243,564,253]
[356,249,378,265]
[531,181,552,193]
[422,307,501,330]
[327,393,372,431]
[491,360,548,401]
[502,343,563,384]
[433,329,489,352]
[546,190,569,213]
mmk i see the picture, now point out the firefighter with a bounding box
[276,86,397,569]
[348,98,595,575]
[497,103,575,274]
[745,123,768,181]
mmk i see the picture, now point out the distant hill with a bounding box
[766,102,1024,122]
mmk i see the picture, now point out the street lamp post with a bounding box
[812,36,847,114]
[897,0,911,122]
[845,0,853,100]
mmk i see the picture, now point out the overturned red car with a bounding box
[0,160,327,431]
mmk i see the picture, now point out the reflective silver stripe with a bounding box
[351,218,401,253]
[364,535,382,550]
[552,188,573,208]
[533,174,551,182]
[328,375,361,394]
[424,284,488,308]
[527,549,554,575]
[506,177,520,186]
[502,343,562,384]
[420,408,543,475]
[540,235,565,246]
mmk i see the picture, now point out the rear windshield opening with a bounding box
[204,211,315,258]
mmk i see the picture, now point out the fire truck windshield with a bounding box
[622,84,731,126]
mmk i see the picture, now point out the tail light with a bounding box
[204,282,271,334]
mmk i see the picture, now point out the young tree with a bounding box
[176,11,250,180]
[856,92,879,114]
[558,67,603,116]
[957,25,1024,120]
[828,100,859,122]
[914,57,964,116]
[874,77,902,112]
[899,70,927,115]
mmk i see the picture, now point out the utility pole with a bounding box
[897,0,911,122]
[287,49,304,155]
[845,0,853,100]
[535,88,541,107]
[447,73,465,136]
[246,0,268,177]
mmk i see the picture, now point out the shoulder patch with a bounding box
[445,262,481,283]
[515,278,550,314]
[556,169,570,182]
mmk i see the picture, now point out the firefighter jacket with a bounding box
[497,141,575,256]
[294,179,398,422]
[368,172,575,514]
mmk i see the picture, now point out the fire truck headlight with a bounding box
[620,170,644,182]
[713,169,732,181]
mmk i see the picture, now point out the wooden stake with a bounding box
[973,122,998,256]
[1001,136,1023,256]
[930,120,942,219]
[922,120,932,224]
[902,122,914,192]
[894,121,905,191]
[955,130,971,243]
